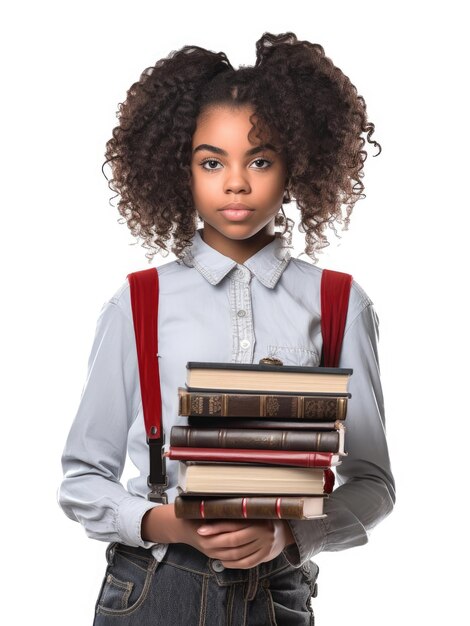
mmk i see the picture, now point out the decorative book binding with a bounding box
[179,388,349,420]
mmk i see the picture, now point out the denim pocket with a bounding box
[95,543,158,617]
[301,560,319,599]
[266,560,317,625]
[266,344,320,367]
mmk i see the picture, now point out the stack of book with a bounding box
[166,361,352,520]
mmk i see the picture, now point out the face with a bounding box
[190,104,287,258]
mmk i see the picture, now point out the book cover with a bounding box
[186,361,352,394]
[170,425,345,454]
[187,417,345,431]
[179,387,349,420]
[177,462,334,495]
[167,447,341,468]
[174,494,327,520]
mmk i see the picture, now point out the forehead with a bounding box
[192,104,271,147]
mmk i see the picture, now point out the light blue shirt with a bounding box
[58,229,395,566]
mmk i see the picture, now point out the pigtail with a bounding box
[252,32,381,260]
[104,47,233,261]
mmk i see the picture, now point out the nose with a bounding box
[223,167,251,194]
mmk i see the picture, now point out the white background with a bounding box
[1,1,468,623]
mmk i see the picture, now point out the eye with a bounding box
[250,158,272,169]
[200,159,222,171]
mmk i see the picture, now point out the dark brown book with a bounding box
[170,425,345,454]
[174,495,326,520]
[179,387,349,420]
[187,417,344,431]
[186,361,352,394]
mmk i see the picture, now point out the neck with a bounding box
[200,225,277,264]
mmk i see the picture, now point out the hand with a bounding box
[141,505,295,570]
[194,518,294,569]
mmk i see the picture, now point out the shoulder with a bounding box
[106,259,188,320]
[288,257,374,324]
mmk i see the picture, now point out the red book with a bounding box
[165,447,340,468]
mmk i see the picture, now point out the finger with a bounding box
[199,534,259,558]
[206,540,261,563]
[221,547,268,570]
[197,521,251,535]
[198,525,262,548]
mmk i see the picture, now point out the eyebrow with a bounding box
[193,143,279,156]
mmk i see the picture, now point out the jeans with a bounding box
[93,542,319,625]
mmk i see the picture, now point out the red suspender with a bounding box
[320,269,353,368]
[127,268,167,503]
[127,266,352,503]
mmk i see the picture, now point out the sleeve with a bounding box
[283,297,396,567]
[57,293,161,548]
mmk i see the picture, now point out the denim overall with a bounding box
[93,542,319,625]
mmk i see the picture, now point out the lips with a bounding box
[221,209,253,222]
[220,203,253,212]
[219,204,254,221]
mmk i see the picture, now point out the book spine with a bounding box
[174,496,323,520]
[179,389,347,420]
[170,426,340,452]
[187,417,344,431]
[167,447,337,467]
[324,468,335,494]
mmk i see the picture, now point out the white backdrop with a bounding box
[1,1,468,623]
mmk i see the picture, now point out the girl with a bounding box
[59,32,395,625]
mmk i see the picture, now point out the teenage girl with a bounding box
[58,32,395,625]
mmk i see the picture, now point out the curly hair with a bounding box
[103,32,381,262]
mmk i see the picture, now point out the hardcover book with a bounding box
[177,462,334,495]
[178,387,349,420]
[174,494,327,520]
[186,361,353,394]
[166,447,341,468]
[187,417,345,431]
[170,425,345,454]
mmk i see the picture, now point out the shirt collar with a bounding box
[179,229,292,289]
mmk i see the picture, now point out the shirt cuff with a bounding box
[283,518,327,567]
[117,496,163,549]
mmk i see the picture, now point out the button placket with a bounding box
[230,265,254,363]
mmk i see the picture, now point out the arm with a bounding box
[283,300,396,566]
[57,294,161,548]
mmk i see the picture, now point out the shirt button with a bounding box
[212,559,225,572]
[237,310,246,317]
[240,339,250,349]
[237,269,244,277]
